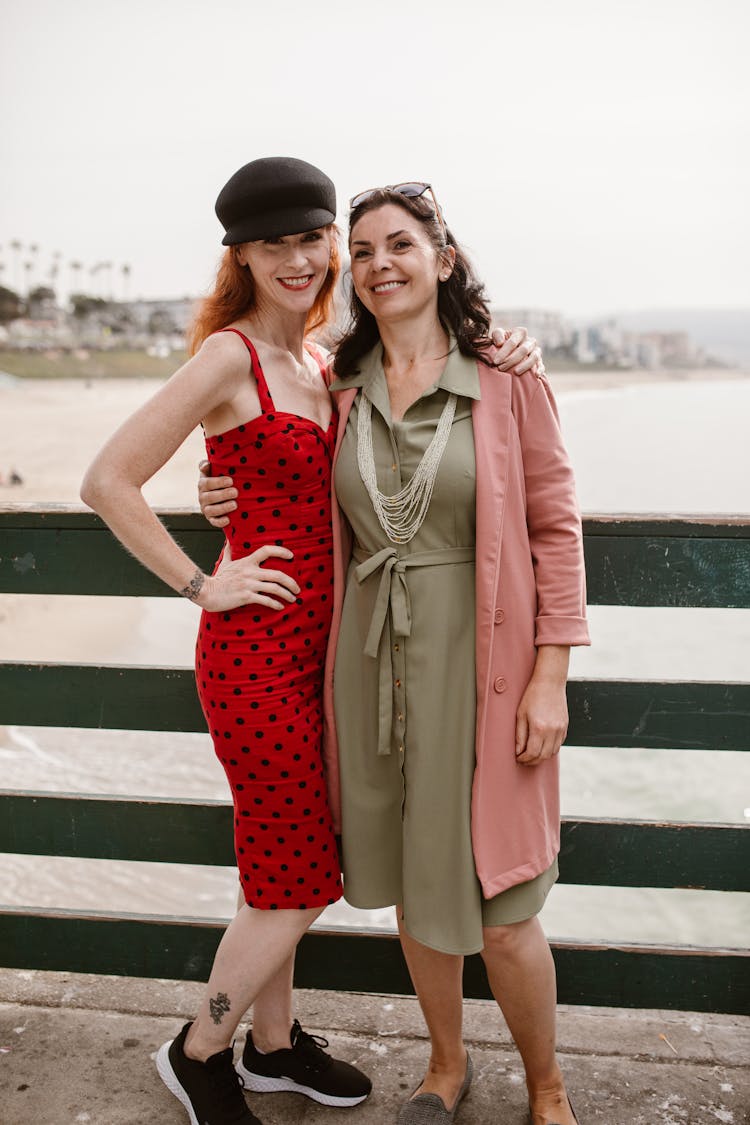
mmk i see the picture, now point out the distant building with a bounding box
[1,293,197,352]
[569,322,706,369]
[489,308,572,352]
[2,288,713,370]
[120,297,197,335]
[5,316,75,349]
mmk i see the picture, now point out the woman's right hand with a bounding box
[198,459,238,527]
[198,544,300,612]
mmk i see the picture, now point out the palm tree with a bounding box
[49,251,62,301]
[69,260,83,295]
[121,262,131,302]
[102,260,113,301]
[10,240,22,291]
[68,261,84,314]
[29,243,39,291]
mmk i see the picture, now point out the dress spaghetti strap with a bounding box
[219,327,275,412]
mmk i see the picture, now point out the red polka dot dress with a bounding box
[195,329,342,910]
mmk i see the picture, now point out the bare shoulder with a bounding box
[176,331,254,401]
[196,329,253,373]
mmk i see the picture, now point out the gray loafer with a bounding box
[397,1054,473,1124]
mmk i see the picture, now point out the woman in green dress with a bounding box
[320,185,589,1125]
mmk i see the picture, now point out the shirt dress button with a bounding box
[494,608,505,624]
[493,676,507,693]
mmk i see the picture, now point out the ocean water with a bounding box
[1,375,749,948]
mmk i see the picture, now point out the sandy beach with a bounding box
[0,375,206,507]
[0,375,204,666]
[0,365,744,507]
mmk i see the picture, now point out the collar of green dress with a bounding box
[329,333,482,401]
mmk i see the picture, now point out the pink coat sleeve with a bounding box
[517,374,590,647]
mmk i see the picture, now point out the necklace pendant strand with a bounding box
[356,391,458,544]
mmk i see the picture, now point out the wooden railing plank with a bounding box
[2,792,747,892]
[0,908,746,1015]
[566,680,750,751]
[581,515,750,538]
[582,518,750,608]
[0,791,235,867]
[0,663,206,732]
[2,663,748,751]
[0,521,223,597]
[557,818,749,891]
[2,509,749,606]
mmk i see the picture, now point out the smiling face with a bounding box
[236,227,333,316]
[349,203,453,327]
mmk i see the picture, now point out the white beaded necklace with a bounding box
[356,390,458,544]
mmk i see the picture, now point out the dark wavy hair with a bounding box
[332,189,491,378]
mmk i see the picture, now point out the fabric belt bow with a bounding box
[353,545,475,756]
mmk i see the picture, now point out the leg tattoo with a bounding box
[208,991,231,1025]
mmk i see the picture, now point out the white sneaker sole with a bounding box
[236,1059,369,1107]
[156,1040,201,1125]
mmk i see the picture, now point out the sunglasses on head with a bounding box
[348,182,448,244]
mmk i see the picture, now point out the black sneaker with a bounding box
[236,1019,372,1107]
[156,1022,263,1125]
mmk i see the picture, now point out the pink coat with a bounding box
[322,362,590,896]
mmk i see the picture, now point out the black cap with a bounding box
[215,156,336,245]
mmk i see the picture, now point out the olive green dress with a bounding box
[331,342,557,956]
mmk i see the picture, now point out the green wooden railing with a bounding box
[0,507,748,1014]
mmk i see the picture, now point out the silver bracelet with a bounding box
[180,569,205,602]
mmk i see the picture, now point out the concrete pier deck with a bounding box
[0,969,747,1124]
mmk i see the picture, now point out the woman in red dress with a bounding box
[81,157,372,1125]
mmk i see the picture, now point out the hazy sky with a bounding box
[2,0,748,316]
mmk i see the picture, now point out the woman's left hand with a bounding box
[515,677,569,765]
[487,325,545,377]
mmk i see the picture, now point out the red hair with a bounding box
[188,229,341,355]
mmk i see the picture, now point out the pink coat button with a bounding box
[493,677,507,693]
[494,609,505,624]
